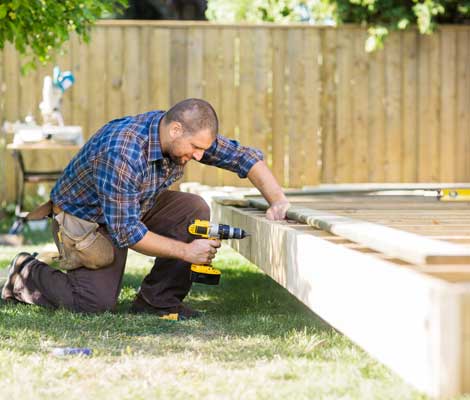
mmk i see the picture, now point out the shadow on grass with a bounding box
[0,265,333,356]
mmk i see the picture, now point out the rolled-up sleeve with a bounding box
[92,151,148,248]
[200,134,264,178]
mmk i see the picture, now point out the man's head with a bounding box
[160,98,218,166]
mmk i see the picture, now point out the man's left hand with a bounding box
[266,200,290,220]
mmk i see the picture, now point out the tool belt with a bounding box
[27,200,115,271]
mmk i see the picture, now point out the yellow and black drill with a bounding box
[188,219,249,285]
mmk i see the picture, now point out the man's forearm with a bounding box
[247,160,289,220]
[130,231,187,260]
[247,160,288,204]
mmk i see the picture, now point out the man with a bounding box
[1,98,289,319]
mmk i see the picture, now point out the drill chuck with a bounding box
[216,223,248,240]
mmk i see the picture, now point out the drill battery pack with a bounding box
[190,264,221,285]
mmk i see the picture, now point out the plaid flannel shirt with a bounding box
[50,110,263,248]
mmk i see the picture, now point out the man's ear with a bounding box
[169,121,184,139]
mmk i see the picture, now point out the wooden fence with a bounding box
[1,21,469,202]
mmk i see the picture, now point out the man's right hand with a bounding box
[184,239,221,265]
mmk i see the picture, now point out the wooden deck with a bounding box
[212,192,470,398]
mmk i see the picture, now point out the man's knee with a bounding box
[76,293,116,313]
[186,193,210,219]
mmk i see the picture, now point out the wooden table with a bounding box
[7,141,81,233]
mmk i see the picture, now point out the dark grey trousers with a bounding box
[11,190,210,313]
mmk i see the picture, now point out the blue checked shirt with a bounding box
[50,110,263,248]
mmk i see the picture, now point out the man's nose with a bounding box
[192,150,204,161]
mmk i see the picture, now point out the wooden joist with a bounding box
[248,198,470,265]
[213,202,470,398]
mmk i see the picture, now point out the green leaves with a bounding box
[0,0,127,69]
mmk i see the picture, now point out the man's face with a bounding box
[168,128,214,166]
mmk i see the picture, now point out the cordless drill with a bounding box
[188,219,249,285]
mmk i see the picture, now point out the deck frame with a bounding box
[213,201,470,398]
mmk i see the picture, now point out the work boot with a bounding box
[129,295,202,320]
[1,252,36,301]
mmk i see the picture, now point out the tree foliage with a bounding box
[206,0,470,50]
[0,0,127,68]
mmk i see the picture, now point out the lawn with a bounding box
[0,218,438,400]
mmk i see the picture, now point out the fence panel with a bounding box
[1,22,469,204]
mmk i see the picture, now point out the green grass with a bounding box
[0,219,453,400]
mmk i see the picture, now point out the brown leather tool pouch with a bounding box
[54,211,114,270]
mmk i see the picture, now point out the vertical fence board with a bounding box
[384,32,402,181]
[71,33,89,138]
[418,35,431,181]
[303,28,321,186]
[4,43,19,122]
[55,43,74,125]
[351,30,369,182]
[429,33,441,181]
[336,29,354,182]
[287,28,304,187]
[271,28,287,186]
[368,41,385,182]
[107,27,124,121]
[440,28,457,181]
[202,28,221,186]
[185,27,205,184]
[456,29,470,181]
[150,28,171,110]
[253,28,271,159]
[402,30,418,182]
[321,28,337,183]
[170,28,187,105]
[238,28,255,185]
[123,26,141,117]
[220,28,240,187]
[88,27,107,134]
[140,27,151,112]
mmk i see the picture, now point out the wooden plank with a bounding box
[71,33,89,138]
[367,38,385,182]
[140,26,150,112]
[286,28,304,188]
[303,28,321,186]
[418,34,431,181]
[463,291,470,392]
[455,29,470,181]
[250,198,470,265]
[185,27,205,184]
[428,32,441,181]
[335,28,353,182]
[253,28,270,160]
[88,27,107,134]
[271,28,287,186]
[150,28,170,110]
[384,32,402,181]
[4,43,20,122]
[238,28,255,184]
[55,41,74,125]
[123,26,140,116]
[170,28,187,105]
[214,203,468,398]
[402,30,418,182]
[439,28,457,181]
[351,29,368,182]
[219,28,240,187]
[203,27,221,186]
[106,26,124,121]
[320,28,337,183]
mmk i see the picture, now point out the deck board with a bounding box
[212,192,470,397]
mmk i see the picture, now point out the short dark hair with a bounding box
[164,98,218,137]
